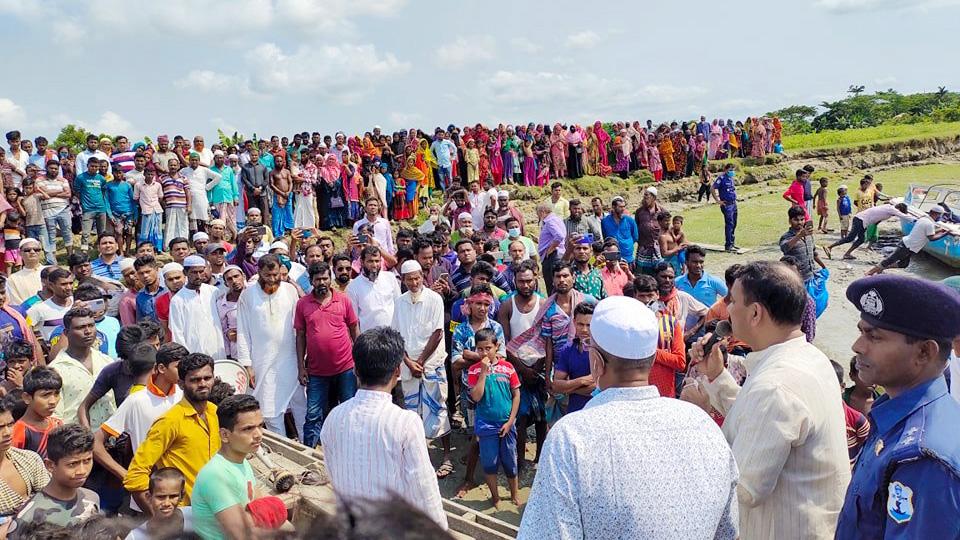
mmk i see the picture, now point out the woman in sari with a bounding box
[319,154,347,229]
[465,139,480,184]
[657,131,676,178]
[751,119,767,158]
[583,126,599,176]
[521,139,536,187]
[416,139,437,192]
[489,135,504,185]
[594,121,611,168]
[502,128,520,184]
[549,124,567,179]
[670,128,688,178]
[709,119,723,160]
[565,125,584,179]
[613,129,631,179]
[295,152,319,229]
[692,134,708,179]
[533,132,550,186]
[400,155,425,218]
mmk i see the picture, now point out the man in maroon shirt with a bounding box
[295,261,360,448]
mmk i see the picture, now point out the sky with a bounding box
[0,0,958,142]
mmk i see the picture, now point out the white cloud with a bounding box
[510,37,542,54]
[874,75,898,86]
[566,31,600,48]
[52,19,86,45]
[815,0,960,12]
[91,111,134,135]
[435,36,496,67]
[0,98,26,126]
[176,70,248,93]
[275,0,406,33]
[389,112,422,128]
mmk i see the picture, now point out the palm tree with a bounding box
[936,86,948,104]
[847,85,866,97]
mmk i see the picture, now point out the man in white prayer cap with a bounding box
[168,255,226,358]
[519,296,740,540]
[391,260,454,476]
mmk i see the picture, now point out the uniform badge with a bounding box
[887,481,914,524]
[860,289,884,317]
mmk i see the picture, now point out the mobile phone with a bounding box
[87,298,105,312]
[439,272,449,281]
[357,233,369,244]
[301,230,313,239]
[605,251,621,262]
[578,233,594,244]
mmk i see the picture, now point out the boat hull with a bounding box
[900,219,960,268]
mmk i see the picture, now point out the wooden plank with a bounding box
[698,242,751,254]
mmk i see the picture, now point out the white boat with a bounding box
[899,183,960,268]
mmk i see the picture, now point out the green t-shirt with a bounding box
[191,453,256,540]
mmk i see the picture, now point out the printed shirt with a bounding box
[0,448,49,517]
[9,487,100,538]
[573,266,607,300]
[518,386,739,540]
[73,172,109,214]
[467,358,520,425]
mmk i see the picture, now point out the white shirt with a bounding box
[902,215,936,253]
[49,348,116,427]
[179,166,221,220]
[949,352,960,403]
[519,386,738,540]
[467,190,487,228]
[169,284,226,358]
[76,149,110,176]
[26,297,73,341]
[702,336,850,539]
[392,288,446,377]
[125,507,193,540]
[235,282,300,419]
[345,271,400,332]
[320,389,448,530]
[6,266,43,306]
[351,216,395,255]
[5,149,28,186]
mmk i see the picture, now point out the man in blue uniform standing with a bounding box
[836,274,960,539]
[711,163,738,252]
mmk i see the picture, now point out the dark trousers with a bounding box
[246,190,271,224]
[697,183,711,202]
[542,252,559,295]
[303,369,358,447]
[833,216,866,250]
[722,203,738,249]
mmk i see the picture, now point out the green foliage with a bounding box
[52,124,91,154]
[217,129,245,148]
[782,122,960,151]
[767,105,817,135]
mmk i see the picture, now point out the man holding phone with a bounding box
[600,244,634,296]
[779,206,826,284]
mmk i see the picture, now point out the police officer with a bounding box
[711,163,738,252]
[836,274,960,539]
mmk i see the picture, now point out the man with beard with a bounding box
[203,243,227,289]
[151,135,183,174]
[478,209,507,243]
[216,266,246,360]
[295,262,359,448]
[316,236,336,265]
[209,152,240,241]
[236,255,305,437]
[537,203,567,294]
[331,253,353,294]
[631,275,686,399]
[835,275,960,539]
[499,260,548,474]
[392,261,452,477]
[6,238,44,306]
[240,148,271,224]
[169,256,226,358]
[154,262,185,343]
[634,187,664,275]
[346,246,400,332]
[117,258,140,326]
[654,261,707,343]
[564,199,602,239]
[568,237,607,299]
[125,353,220,510]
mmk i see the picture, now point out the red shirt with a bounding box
[12,417,63,458]
[155,291,172,342]
[649,313,686,398]
[294,291,359,376]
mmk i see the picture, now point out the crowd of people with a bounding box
[0,120,955,540]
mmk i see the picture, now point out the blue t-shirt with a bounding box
[838,195,853,216]
[103,180,135,216]
[676,272,728,308]
[467,359,519,427]
[73,172,109,214]
[554,341,592,413]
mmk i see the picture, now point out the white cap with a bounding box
[269,241,289,253]
[838,184,848,191]
[317,142,327,149]
[458,212,472,223]
[497,190,510,199]
[18,238,40,250]
[119,258,135,272]
[400,260,422,275]
[160,262,183,280]
[213,150,225,157]
[929,205,944,214]
[183,255,206,268]
[590,296,659,360]
[192,232,209,242]
[645,186,658,197]
[373,125,382,130]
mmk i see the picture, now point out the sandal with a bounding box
[454,482,476,499]
[436,459,455,479]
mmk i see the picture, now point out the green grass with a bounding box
[678,163,960,248]
[783,122,960,152]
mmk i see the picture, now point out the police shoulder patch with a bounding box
[887,481,914,524]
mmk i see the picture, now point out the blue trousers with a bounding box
[722,203,738,249]
[303,369,358,448]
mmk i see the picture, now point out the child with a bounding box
[830,360,869,465]
[671,215,688,272]
[467,327,520,509]
[133,166,165,253]
[8,424,100,536]
[19,179,45,251]
[104,164,136,254]
[551,302,596,414]
[3,390,26,421]
[657,211,684,276]
[126,467,194,540]
[836,185,853,238]
[815,178,830,234]
[0,340,33,397]
[13,367,63,458]
[161,158,190,248]
[3,187,23,274]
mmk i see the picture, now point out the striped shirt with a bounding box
[111,151,137,174]
[320,389,448,530]
[161,176,188,208]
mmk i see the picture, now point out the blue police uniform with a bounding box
[711,172,738,249]
[836,275,960,539]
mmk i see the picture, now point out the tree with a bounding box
[847,85,866,97]
[767,105,817,134]
[52,124,91,154]
[936,86,948,104]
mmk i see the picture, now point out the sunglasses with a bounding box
[21,248,41,253]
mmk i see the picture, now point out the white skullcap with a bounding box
[160,262,183,280]
[497,190,510,199]
[228,153,239,160]
[269,241,289,253]
[183,255,206,268]
[119,258,135,272]
[400,260,422,275]
[18,238,40,250]
[838,184,848,191]
[247,207,261,215]
[209,218,225,227]
[373,125,382,130]
[645,186,658,197]
[458,212,472,222]
[317,143,327,149]
[213,150,225,157]
[590,296,659,360]
[192,232,209,242]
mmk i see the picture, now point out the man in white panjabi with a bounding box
[236,253,306,436]
[391,261,453,475]
[683,261,850,539]
[168,255,225,359]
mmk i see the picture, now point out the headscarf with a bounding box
[401,156,425,181]
[319,154,341,185]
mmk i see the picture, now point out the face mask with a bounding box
[508,228,520,238]
[727,171,735,179]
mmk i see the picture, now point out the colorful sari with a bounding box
[401,156,425,217]
[594,121,611,167]
[549,129,567,179]
[489,137,504,185]
[671,131,687,176]
[658,138,676,173]
[584,129,599,176]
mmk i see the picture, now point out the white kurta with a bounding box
[168,284,226,359]
[179,166,221,222]
[235,281,300,418]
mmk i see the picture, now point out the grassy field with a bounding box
[783,122,960,152]
[678,163,960,248]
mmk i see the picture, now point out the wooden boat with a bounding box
[250,431,519,539]
[897,183,960,268]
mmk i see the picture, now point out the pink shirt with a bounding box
[600,266,631,296]
[133,180,164,214]
[783,181,809,220]
[294,292,359,376]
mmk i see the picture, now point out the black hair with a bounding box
[5,131,20,141]
[504,215,520,226]
[735,261,806,326]
[46,423,94,463]
[470,261,495,280]
[633,274,659,294]
[685,244,706,259]
[67,252,90,267]
[156,342,189,368]
[148,467,186,494]
[724,264,743,288]
[568,198,581,208]
[257,253,280,270]
[550,181,562,190]
[903,334,953,362]
[138,319,164,342]
[178,353,214,381]
[656,210,672,221]
[96,233,117,244]
[573,302,595,317]
[208,379,236,406]
[352,327,405,387]
[217,394,261,431]
[360,245,381,261]
[779,255,800,269]
[47,267,73,284]
[396,227,416,240]
[332,253,352,267]
[125,343,157,378]
[73,283,104,302]
[303,496,453,540]
[795,168,806,179]
[829,360,844,387]
[3,339,33,365]
[136,241,156,253]
[134,254,157,270]
[115,325,145,361]
[63,307,94,330]
[552,260,575,277]
[167,237,189,250]
[454,239,475,252]
[23,367,63,395]
[516,259,539,276]
[308,261,331,279]
[2,390,26,421]
[654,260,672,275]
[472,327,497,347]
[788,205,806,220]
